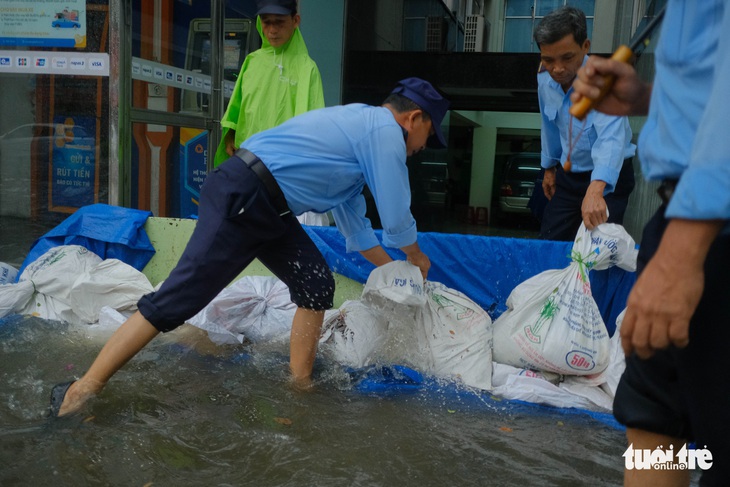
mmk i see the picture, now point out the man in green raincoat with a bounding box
[214,0,324,168]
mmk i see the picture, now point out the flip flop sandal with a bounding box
[48,381,76,418]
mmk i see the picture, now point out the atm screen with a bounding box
[199,37,244,81]
[190,32,246,81]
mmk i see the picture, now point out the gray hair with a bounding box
[533,6,587,48]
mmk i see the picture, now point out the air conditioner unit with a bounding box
[464,14,488,52]
[426,16,447,52]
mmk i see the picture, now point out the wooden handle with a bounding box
[569,45,633,120]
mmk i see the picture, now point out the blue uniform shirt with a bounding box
[242,104,416,252]
[538,56,636,193]
[639,0,730,221]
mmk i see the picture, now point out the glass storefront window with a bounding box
[0,2,111,265]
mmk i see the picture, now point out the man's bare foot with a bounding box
[52,378,105,417]
[289,374,314,392]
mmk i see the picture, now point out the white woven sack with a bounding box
[419,281,493,390]
[493,223,636,376]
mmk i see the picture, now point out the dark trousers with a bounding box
[138,156,335,333]
[540,159,635,241]
[613,207,730,486]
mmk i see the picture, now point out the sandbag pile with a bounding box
[0,245,154,325]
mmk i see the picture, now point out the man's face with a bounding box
[538,34,590,90]
[404,112,434,157]
[260,13,300,48]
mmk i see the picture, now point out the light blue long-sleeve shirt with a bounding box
[538,57,636,193]
[639,0,730,221]
[241,104,417,253]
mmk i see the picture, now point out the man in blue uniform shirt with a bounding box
[534,6,636,240]
[50,77,450,417]
[572,1,730,484]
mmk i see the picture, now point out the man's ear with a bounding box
[406,109,424,128]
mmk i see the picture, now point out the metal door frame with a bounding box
[108,0,226,207]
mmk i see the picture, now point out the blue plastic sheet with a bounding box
[304,226,636,336]
[16,204,155,280]
[348,364,624,430]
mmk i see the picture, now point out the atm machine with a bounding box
[176,18,259,217]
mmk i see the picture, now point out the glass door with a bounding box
[125,0,258,218]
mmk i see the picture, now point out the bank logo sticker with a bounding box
[89,58,105,71]
[185,75,193,86]
[132,61,141,75]
[35,57,47,67]
[153,67,164,79]
[52,57,68,69]
[624,444,713,472]
[70,58,86,69]
[142,65,153,77]
[0,57,11,67]
[17,57,29,67]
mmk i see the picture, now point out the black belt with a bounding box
[235,148,291,216]
[657,179,678,205]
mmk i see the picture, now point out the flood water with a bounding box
[0,315,631,486]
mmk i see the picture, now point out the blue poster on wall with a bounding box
[179,127,208,217]
[50,116,97,211]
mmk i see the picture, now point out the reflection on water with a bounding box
[1,316,628,486]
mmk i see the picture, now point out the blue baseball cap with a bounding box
[256,0,297,16]
[391,77,450,149]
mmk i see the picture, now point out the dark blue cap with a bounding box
[391,77,450,148]
[256,0,297,16]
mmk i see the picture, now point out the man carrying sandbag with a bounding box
[50,78,450,417]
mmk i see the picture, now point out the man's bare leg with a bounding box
[57,311,160,416]
[624,427,690,487]
[288,308,325,389]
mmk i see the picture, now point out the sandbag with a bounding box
[419,281,493,390]
[319,300,389,368]
[0,262,18,285]
[493,223,636,376]
[362,261,432,370]
[69,259,155,323]
[16,245,103,322]
[187,276,297,345]
[361,261,493,390]
[297,212,330,226]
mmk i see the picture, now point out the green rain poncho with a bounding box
[214,17,325,166]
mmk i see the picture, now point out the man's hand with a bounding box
[361,242,431,280]
[571,55,652,117]
[224,129,237,157]
[581,180,608,229]
[621,219,721,358]
[542,167,557,200]
[400,242,431,280]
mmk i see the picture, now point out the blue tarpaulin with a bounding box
[304,226,635,337]
[16,204,155,280]
[12,204,634,337]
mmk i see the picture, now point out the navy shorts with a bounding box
[137,156,335,333]
[540,158,635,241]
[613,206,730,485]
